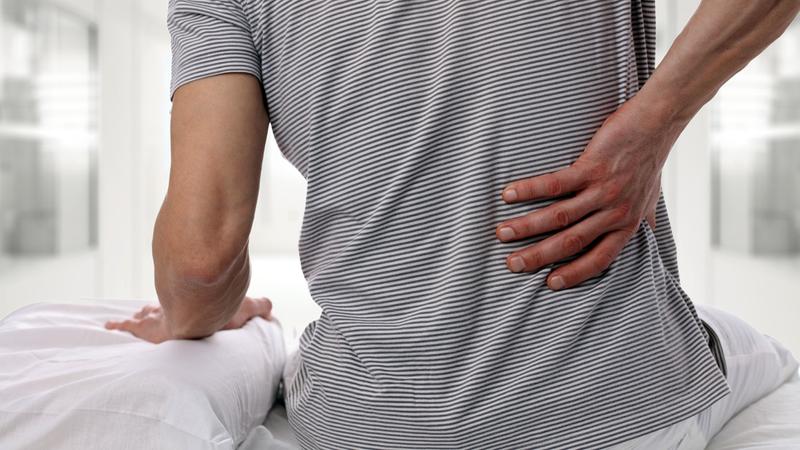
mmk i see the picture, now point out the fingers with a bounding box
[646,210,656,231]
[546,229,632,290]
[134,304,159,319]
[505,210,618,273]
[643,191,658,232]
[104,318,139,332]
[496,187,603,242]
[224,297,273,330]
[254,297,273,320]
[502,163,589,203]
[645,175,661,231]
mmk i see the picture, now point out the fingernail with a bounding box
[508,256,525,272]
[498,227,515,241]
[503,188,518,202]
[550,276,565,290]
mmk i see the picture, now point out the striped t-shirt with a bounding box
[167,1,731,448]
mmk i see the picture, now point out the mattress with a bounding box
[1,300,798,449]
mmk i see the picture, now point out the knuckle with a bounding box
[553,208,571,228]
[617,201,633,216]
[522,250,544,270]
[588,161,609,180]
[518,212,539,234]
[546,176,562,197]
[593,251,615,272]
[610,202,633,224]
[518,180,535,199]
[601,181,624,204]
[624,223,640,235]
[606,208,624,225]
[563,234,584,254]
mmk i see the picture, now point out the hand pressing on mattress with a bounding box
[104,296,273,344]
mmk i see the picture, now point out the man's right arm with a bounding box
[154,73,269,339]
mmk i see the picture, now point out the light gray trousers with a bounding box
[609,305,800,450]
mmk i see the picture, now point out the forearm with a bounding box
[152,197,252,339]
[638,0,800,124]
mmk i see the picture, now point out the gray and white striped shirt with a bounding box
[167,1,731,448]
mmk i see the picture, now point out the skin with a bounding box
[497,0,800,291]
[105,296,273,344]
[109,0,800,343]
[105,73,270,342]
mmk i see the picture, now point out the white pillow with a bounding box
[0,300,286,450]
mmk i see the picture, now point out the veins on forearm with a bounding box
[640,0,800,124]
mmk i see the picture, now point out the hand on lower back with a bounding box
[105,296,273,344]
[495,94,686,291]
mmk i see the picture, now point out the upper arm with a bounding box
[166,75,267,275]
[159,0,268,280]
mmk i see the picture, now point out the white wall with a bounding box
[2,0,797,357]
[97,0,171,300]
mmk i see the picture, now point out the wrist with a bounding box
[634,79,698,129]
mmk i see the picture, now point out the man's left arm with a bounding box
[497,0,800,290]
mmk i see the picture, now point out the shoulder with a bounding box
[168,0,252,27]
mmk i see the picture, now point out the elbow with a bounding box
[154,252,233,310]
[154,229,248,293]
[152,195,250,290]
[151,205,251,339]
[169,253,233,288]
[155,281,226,340]
[153,245,249,339]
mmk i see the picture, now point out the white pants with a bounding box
[609,305,800,450]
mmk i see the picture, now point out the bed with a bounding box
[1,300,798,449]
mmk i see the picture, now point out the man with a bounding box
[107,0,800,448]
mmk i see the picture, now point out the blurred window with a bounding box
[710,16,800,256]
[0,0,98,270]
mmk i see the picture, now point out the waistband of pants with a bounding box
[701,318,728,379]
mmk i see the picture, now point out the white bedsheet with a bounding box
[707,371,800,449]
[0,300,286,450]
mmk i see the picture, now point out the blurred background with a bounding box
[0,0,797,354]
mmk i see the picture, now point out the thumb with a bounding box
[645,174,661,231]
[646,207,656,231]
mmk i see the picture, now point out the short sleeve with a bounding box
[167,0,262,99]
